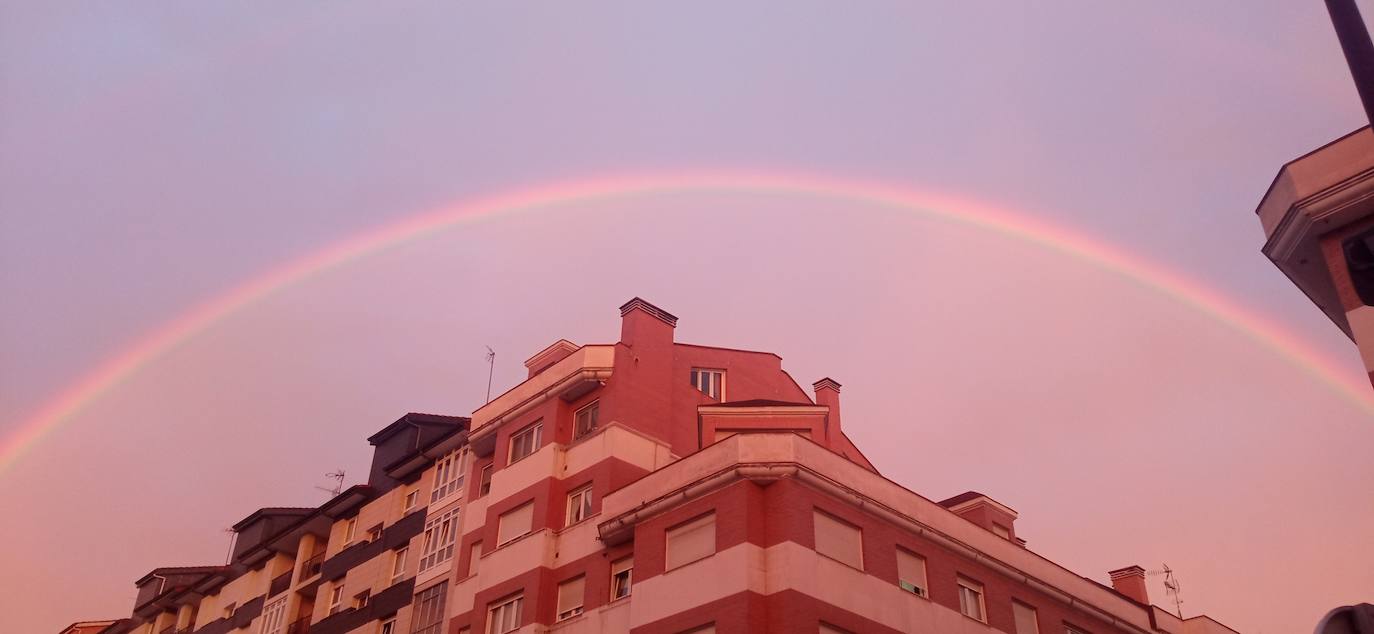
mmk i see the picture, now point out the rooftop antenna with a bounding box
[484,346,496,403]
[315,469,345,498]
[1148,564,1184,618]
[1326,0,1374,126]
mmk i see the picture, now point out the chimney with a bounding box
[619,297,677,348]
[1108,566,1149,605]
[813,378,842,440]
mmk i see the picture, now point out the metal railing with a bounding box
[269,570,292,597]
[285,617,311,634]
[299,551,325,579]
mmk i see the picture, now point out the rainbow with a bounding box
[3,171,1370,476]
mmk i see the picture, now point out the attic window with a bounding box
[690,368,724,400]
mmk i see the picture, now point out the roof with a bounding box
[133,565,227,587]
[674,341,783,359]
[230,507,315,531]
[709,399,821,408]
[937,491,989,508]
[367,412,469,445]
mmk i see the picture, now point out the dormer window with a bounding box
[690,368,724,400]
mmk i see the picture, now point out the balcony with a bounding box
[299,551,325,579]
[286,617,311,634]
[269,570,292,597]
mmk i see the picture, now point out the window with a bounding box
[819,624,851,634]
[958,577,986,622]
[327,585,344,615]
[467,541,482,577]
[1064,626,1089,634]
[487,594,523,634]
[573,400,600,440]
[813,510,863,569]
[391,547,408,583]
[419,507,459,572]
[380,619,397,634]
[896,549,928,597]
[566,485,594,526]
[403,488,419,512]
[431,448,467,503]
[497,502,534,545]
[352,589,370,609]
[690,368,724,399]
[1013,602,1040,634]
[411,582,447,634]
[344,518,357,543]
[665,513,715,570]
[509,422,543,463]
[611,557,633,600]
[556,576,585,621]
[992,523,1011,540]
[259,596,287,634]
[366,524,384,543]
[682,626,715,634]
[478,464,493,497]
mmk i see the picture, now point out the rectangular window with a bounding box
[344,517,357,543]
[380,619,397,634]
[611,556,633,600]
[813,510,863,569]
[431,448,467,503]
[327,585,344,615]
[467,541,482,577]
[509,422,543,463]
[488,594,523,634]
[556,576,585,621]
[391,546,408,583]
[573,400,600,440]
[411,582,448,634]
[665,513,716,570]
[1064,627,1089,634]
[403,489,419,512]
[690,368,724,399]
[1013,601,1040,634]
[478,464,493,498]
[958,577,986,622]
[366,524,383,543]
[896,549,928,597]
[259,596,287,634]
[566,485,593,526]
[419,507,459,572]
[352,589,370,609]
[498,502,534,545]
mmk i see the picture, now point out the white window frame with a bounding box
[412,582,447,634]
[690,368,725,399]
[379,618,397,634]
[419,507,460,572]
[352,589,370,609]
[327,585,344,615]
[391,546,408,584]
[343,517,357,544]
[488,594,524,634]
[1013,601,1040,634]
[566,485,593,526]
[610,556,633,601]
[958,577,986,622]
[258,595,287,634]
[477,463,493,498]
[556,576,585,621]
[431,448,467,504]
[508,422,543,463]
[497,501,534,546]
[573,400,599,440]
[403,488,419,512]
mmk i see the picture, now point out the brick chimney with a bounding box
[813,378,842,440]
[608,298,680,450]
[1108,565,1149,604]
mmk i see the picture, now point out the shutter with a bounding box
[897,550,926,594]
[557,576,585,617]
[1013,602,1040,634]
[665,513,716,570]
[814,511,863,569]
[498,502,534,544]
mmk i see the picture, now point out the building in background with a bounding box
[63,298,1241,634]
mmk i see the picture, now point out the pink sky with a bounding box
[2,4,1372,633]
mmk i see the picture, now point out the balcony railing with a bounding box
[299,551,325,579]
[269,570,292,597]
[286,617,312,634]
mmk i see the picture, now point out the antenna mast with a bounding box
[1148,564,1184,618]
[485,346,496,403]
[315,469,345,498]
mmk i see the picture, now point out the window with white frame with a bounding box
[896,549,928,597]
[327,585,344,615]
[418,507,459,572]
[431,448,467,504]
[344,517,357,543]
[477,464,493,498]
[566,485,593,526]
[509,422,543,463]
[1013,601,1040,634]
[813,510,863,569]
[380,618,397,634]
[391,546,408,583]
[488,594,523,634]
[366,524,383,543]
[467,541,482,577]
[403,488,419,512]
[497,502,534,545]
[611,557,633,600]
[690,368,724,399]
[665,513,715,570]
[352,589,370,609]
[958,577,986,622]
[258,595,287,634]
[573,400,599,440]
[556,576,585,621]
[411,582,447,634]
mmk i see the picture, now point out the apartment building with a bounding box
[62,298,1240,634]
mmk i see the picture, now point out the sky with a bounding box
[1,2,1372,633]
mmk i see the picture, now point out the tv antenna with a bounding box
[1148,564,1183,618]
[315,469,346,498]
[484,346,496,403]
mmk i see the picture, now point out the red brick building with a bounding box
[67,298,1240,634]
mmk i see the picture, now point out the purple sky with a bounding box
[3,3,1372,633]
